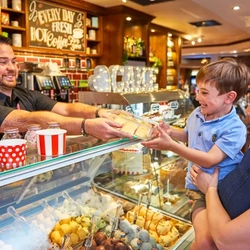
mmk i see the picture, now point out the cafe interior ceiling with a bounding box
[84,0,250,59]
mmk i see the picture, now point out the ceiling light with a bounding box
[168,33,172,37]
[191,41,195,45]
[122,0,127,2]
[197,37,202,43]
[233,6,240,10]
[126,17,132,21]
[151,29,155,32]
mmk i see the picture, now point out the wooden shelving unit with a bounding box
[150,24,182,89]
[0,5,27,47]
[98,5,154,66]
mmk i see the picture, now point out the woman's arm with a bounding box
[192,166,250,250]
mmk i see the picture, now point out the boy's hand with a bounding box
[159,121,172,135]
[141,125,174,150]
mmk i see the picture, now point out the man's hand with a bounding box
[85,118,132,140]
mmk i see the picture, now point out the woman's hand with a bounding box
[191,165,219,194]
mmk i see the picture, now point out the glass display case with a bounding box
[0,136,194,250]
[79,89,194,222]
[0,90,194,249]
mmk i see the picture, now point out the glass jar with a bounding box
[47,122,60,129]
[24,124,41,152]
[2,127,21,140]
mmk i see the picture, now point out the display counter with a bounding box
[0,136,193,250]
[0,90,194,249]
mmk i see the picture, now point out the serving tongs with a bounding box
[62,191,82,215]
[85,214,98,250]
[146,180,152,209]
[133,193,143,224]
[41,199,59,221]
[61,234,71,250]
[7,206,29,231]
[7,206,26,222]
[91,181,103,202]
[110,201,123,238]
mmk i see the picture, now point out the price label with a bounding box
[170,101,179,109]
[125,106,134,113]
[150,103,160,112]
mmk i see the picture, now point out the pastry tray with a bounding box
[95,186,193,250]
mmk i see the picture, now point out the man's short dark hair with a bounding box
[0,35,12,46]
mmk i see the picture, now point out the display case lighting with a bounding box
[233,6,240,10]
[197,37,202,43]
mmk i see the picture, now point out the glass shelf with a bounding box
[0,136,142,187]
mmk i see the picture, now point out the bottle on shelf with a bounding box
[1,0,8,8]
[75,56,81,68]
[47,122,60,129]
[132,37,137,56]
[2,128,21,140]
[24,124,41,152]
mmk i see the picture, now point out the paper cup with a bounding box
[36,129,67,157]
[0,139,27,171]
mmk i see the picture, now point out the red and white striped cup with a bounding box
[36,129,67,157]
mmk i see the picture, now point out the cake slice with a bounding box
[121,120,139,134]
[114,115,129,125]
[134,124,152,140]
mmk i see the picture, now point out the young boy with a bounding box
[142,58,250,250]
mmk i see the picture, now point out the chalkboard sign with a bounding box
[28,0,85,52]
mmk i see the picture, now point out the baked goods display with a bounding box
[160,158,188,193]
[95,155,190,218]
[122,180,163,208]
[125,205,191,247]
[171,118,187,128]
[111,144,151,175]
[142,111,163,123]
[114,113,157,140]
[0,188,191,250]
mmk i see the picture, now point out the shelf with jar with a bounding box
[0,0,26,47]
[86,13,102,56]
[149,23,183,89]
[167,37,177,68]
[166,36,179,86]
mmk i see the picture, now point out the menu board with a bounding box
[28,0,85,52]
